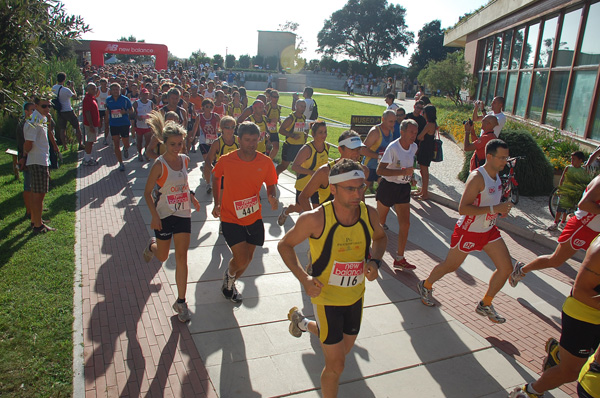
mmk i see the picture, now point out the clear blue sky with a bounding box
[61,0,486,67]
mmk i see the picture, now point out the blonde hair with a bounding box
[220,115,236,129]
[146,110,187,144]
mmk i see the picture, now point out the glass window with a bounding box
[484,37,493,70]
[577,2,600,66]
[537,17,558,68]
[591,99,600,141]
[515,71,532,117]
[523,23,540,68]
[487,73,497,104]
[492,35,502,70]
[529,71,549,121]
[555,9,582,67]
[543,71,569,128]
[565,71,597,137]
[512,27,525,69]
[497,72,507,98]
[479,72,489,100]
[505,72,518,113]
[501,30,512,69]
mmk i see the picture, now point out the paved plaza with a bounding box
[77,135,579,397]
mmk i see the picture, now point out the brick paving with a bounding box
[78,144,216,398]
[77,142,580,397]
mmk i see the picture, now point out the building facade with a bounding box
[445,0,600,141]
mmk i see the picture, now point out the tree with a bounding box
[317,0,413,69]
[212,54,224,68]
[0,0,89,115]
[278,20,305,54]
[225,54,236,69]
[417,51,475,105]
[113,35,151,63]
[408,20,458,79]
[239,54,251,69]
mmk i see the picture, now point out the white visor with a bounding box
[338,136,365,149]
[329,170,366,184]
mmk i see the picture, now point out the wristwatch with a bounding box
[369,259,381,269]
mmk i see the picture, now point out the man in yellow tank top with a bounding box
[511,236,600,398]
[278,159,387,398]
[276,100,307,175]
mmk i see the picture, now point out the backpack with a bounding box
[52,86,62,112]
[309,99,318,120]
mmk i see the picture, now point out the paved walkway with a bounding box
[76,136,579,397]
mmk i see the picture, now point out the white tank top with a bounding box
[153,154,192,219]
[456,166,503,233]
[135,99,153,129]
[97,87,109,111]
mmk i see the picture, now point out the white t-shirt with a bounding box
[52,84,74,112]
[387,103,399,111]
[479,111,506,137]
[379,139,418,184]
[24,110,50,166]
[303,98,315,120]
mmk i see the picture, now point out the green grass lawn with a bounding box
[0,137,77,397]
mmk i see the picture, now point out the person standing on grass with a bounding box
[142,111,200,323]
[417,139,515,324]
[52,72,83,150]
[16,102,36,221]
[22,94,59,234]
[82,83,100,166]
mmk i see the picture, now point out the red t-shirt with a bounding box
[83,93,100,127]
[212,151,278,225]
[469,131,496,171]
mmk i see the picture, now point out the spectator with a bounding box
[52,72,83,150]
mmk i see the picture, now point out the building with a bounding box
[444,0,600,141]
[257,31,296,59]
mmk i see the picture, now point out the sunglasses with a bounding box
[222,125,235,129]
[40,104,50,108]
[396,114,405,117]
[335,183,367,193]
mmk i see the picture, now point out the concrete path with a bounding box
[77,137,579,397]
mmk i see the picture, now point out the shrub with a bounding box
[458,128,554,196]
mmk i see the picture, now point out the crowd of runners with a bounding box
[15,63,600,398]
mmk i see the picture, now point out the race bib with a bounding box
[268,122,277,133]
[328,261,365,287]
[294,122,306,133]
[234,195,259,219]
[483,213,497,228]
[204,124,218,142]
[111,109,122,118]
[99,99,106,108]
[166,192,189,212]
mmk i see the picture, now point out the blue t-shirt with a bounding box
[105,95,132,127]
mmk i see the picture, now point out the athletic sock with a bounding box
[526,383,541,395]
[482,295,494,306]
[83,153,91,162]
[226,270,235,289]
[177,298,185,304]
[298,318,310,332]
[396,255,404,261]
[423,280,433,290]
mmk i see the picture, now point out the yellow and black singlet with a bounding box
[216,136,239,161]
[295,142,330,192]
[249,114,269,153]
[281,113,307,145]
[317,160,336,205]
[265,103,281,135]
[227,103,244,119]
[310,201,373,306]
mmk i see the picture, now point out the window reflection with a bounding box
[537,17,558,68]
[512,28,525,69]
[555,9,581,67]
[566,71,597,137]
[505,72,518,113]
[492,35,502,70]
[515,71,532,117]
[544,71,569,128]
[487,73,497,104]
[501,30,512,69]
[529,71,548,121]
[497,72,507,98]
[523,23,539,68]
[577,2,600,65]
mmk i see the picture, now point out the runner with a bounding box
[360,110,398,192]
[96,78,110,145]
[105,83,134,172]
[211,122,278,303]
[246,100,270,155]
[82,83,100,166]
[510,174,600,287]
[376,119,419,269]
[213,90,227,117]
[297,130,368,212]
[265,90,282,160]
[278,159,386,398]
[275,100,307,175]
[226,91,244,120]
[142,111,200,322]
[146,111,181,160]
[197,98,221,193]
[278,121,329,225]
[160,88,188,130]
[417,139,516,323]
[202,116,239,188]
[510,236,600,398]
[133,88,155,162]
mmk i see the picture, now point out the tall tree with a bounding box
[225,54,236,69]
[212,54,224,68]
[278,20,305,54]
[417,51,476,105]
[317,0,413,69]
[408,20,458,79]
[0,0,88,115]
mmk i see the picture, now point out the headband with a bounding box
[338,136,364,149]
[329,170,365,184]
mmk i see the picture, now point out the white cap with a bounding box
[338,136,365,149]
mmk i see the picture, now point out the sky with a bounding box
[60,0,486,67]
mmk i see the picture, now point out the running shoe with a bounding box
[103,138,109,146]
[138,154,143,162]
[222,272,242,303]
[206,184,212,194]
[546,223,558,231]
[475,301,506,324]
[83,159,98,166]
[508,385,543,397]
[542,337,560,371]
[119,163,125,172]
[172,300,191,322]
[277,206,288,226]
[509,261,526,287]
[393,257,416,270]
[559,221,567,229]
[287,307,305,338]
[143,237,156,263]
[417,280,435,307]
[123,149,129,159]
